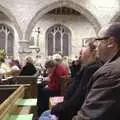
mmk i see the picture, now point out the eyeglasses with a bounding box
[95,36,110,41]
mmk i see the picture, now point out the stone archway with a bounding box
[25,0,101,40]
[0,5,22,39]
[110,11,120,23]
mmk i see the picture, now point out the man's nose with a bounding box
[96,41,101,50]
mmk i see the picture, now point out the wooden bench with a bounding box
[60,75,70,95]
[1,75,38,98]
[0,85,37,120]
[0,84,22,104]
[0,77,14,85]
[14,76,37,98]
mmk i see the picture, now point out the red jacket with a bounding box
[48,64,68,91]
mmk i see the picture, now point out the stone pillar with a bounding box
[18,40,32,65]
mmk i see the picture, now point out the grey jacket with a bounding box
[73,51,120,120]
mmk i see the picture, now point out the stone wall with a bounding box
[0,0,119,62]
[31,14,96,58]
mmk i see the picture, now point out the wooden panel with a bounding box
[0,88,15,104]
[13,76,37,98]
[0,85,24,104]
[0,85,25,119]
[60,76,70,95]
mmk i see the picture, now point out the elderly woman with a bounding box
[37,57,68,116]
[20,57,37,76]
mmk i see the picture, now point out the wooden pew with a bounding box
[13,76,37,98]
[60,75,70,95]
[0,84,36,120]
[0,75,38,98]
[0,84,21,104]
[0,77,14,85]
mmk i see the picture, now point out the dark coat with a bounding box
[64,64,85,101]
[51,60,103,120]
[73,51,120,120]
[20,63,37,75]
[70,62,81,78]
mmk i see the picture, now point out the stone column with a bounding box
[18,40,32,65]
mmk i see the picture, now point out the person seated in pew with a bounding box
[39,41,103,120]
[20,56,37,76]
[70,48,83,79]
[14,59,22,69]
[37,54,68,117]
[72,23,120,120]
[70,59,81,79]
[8,59,20,76]
[0,58,11,77]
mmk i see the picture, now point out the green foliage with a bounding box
[0,48,6,62]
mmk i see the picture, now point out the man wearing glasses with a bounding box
[73,23,120,120]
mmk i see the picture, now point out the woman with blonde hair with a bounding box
[20,57,37,75]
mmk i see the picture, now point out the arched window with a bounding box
[46,24,71,56]
[0,24,14,56]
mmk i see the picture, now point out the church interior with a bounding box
[0,0,119,63]
[0,0,120,120]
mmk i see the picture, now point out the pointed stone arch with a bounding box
[25,0,101,40]
[110,11,120,23]
[0,5,22,39]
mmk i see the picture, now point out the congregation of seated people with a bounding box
[37,23,120,120]
[0,56,37,79]
[38,40,103,120]
[1,23,120,120]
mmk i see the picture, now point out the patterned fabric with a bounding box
[39,110,58,120]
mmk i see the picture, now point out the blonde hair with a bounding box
[52,54,62,60]
[25,57,33,64]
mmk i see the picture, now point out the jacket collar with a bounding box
[107,50,120,63]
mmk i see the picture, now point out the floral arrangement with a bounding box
[0,48,6,62]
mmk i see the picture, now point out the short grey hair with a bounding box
[105,23,120,48]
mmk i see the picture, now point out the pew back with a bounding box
[0,85,26,119]
[0,84,37,120]
[0,85,20,104]
[12,76,37,97]
[60,75,70,95]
